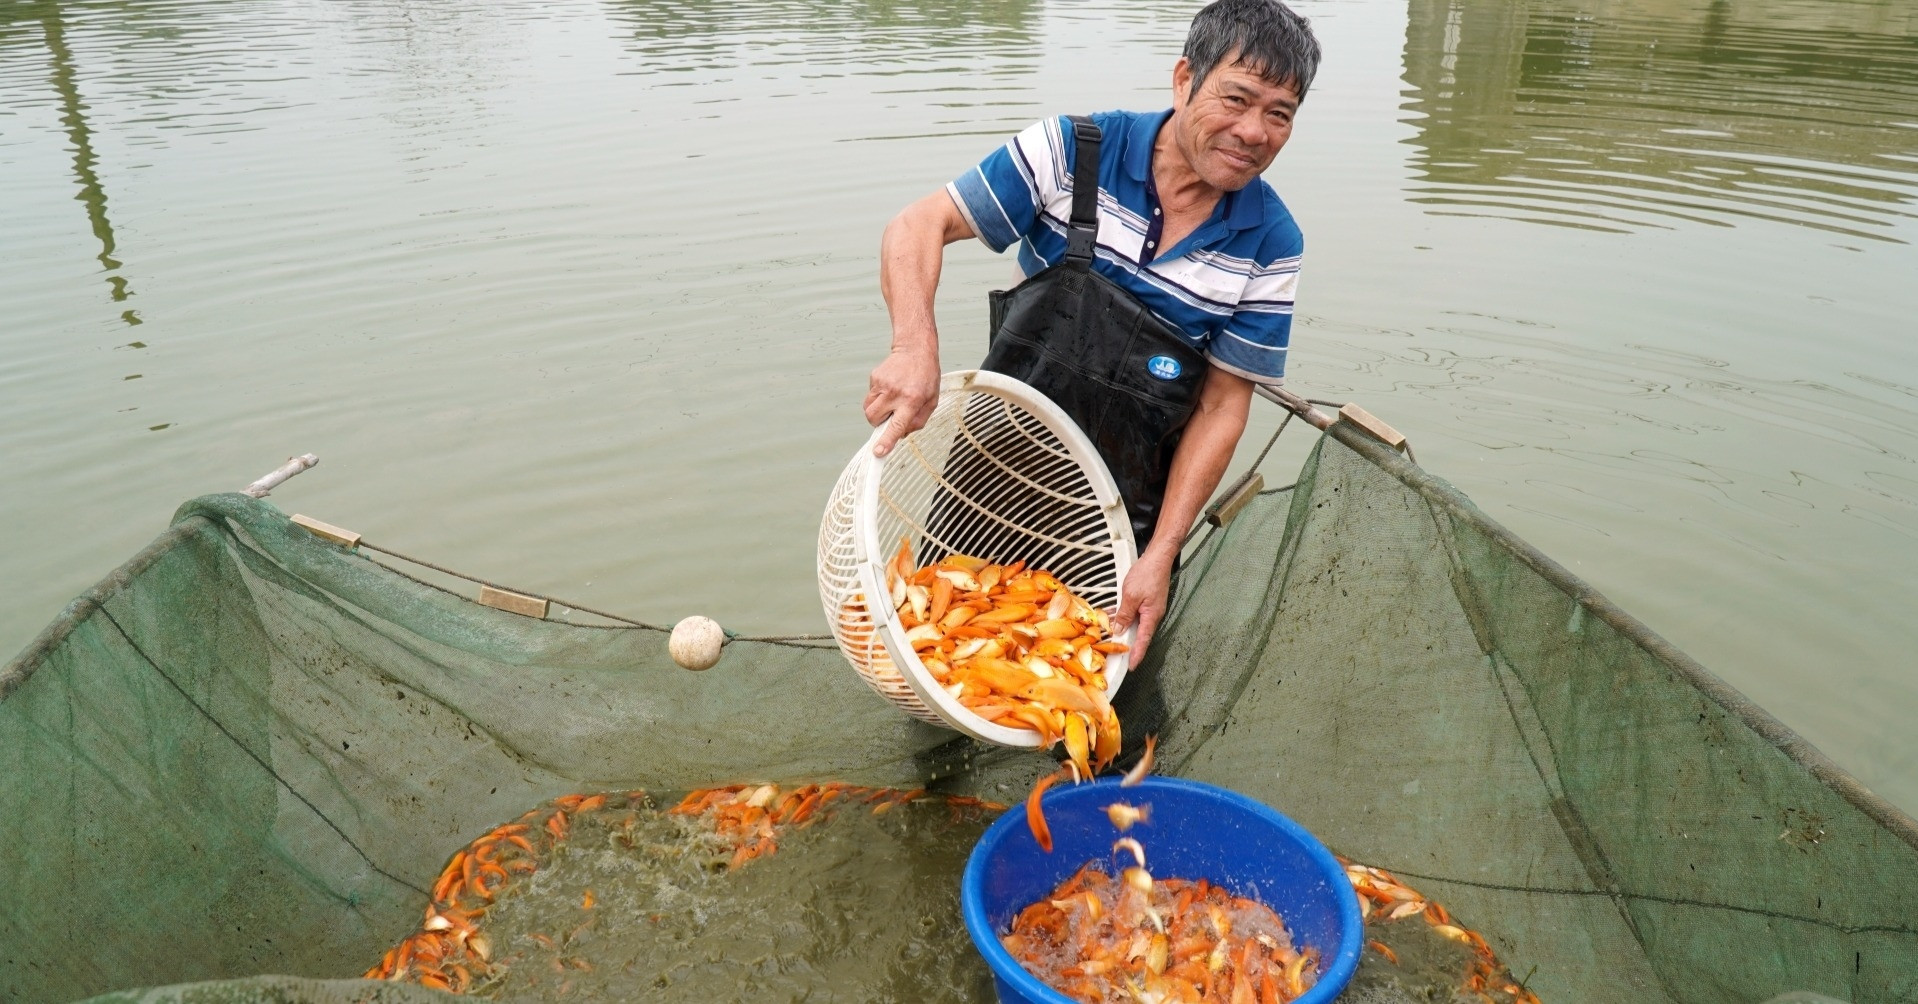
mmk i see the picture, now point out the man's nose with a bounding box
[1230,110,1267,150]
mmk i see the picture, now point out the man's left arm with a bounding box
[1112,365,1253,660]
[1113,226,1299,659]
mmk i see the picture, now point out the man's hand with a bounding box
[864,347,941,458]
[1109,367,1255,662]
[870,191,975,457]
[1113,547,1176,664]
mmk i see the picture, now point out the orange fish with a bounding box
[1025,768,1069,852]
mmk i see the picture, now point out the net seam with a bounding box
[93,604,430,901]
[1,515,212,702]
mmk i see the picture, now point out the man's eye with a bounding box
[1224,95,1246,108]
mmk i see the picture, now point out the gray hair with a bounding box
[1182,0,1322,102]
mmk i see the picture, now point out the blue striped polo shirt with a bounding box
[946,109,1303,385]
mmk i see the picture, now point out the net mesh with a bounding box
[3,428,1914,1003]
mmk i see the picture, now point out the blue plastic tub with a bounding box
[961,775,1363,1004]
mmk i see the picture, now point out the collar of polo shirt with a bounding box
[1119,108,1265,232]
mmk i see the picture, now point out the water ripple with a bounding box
[1399,0,1918,241]
[3,0,1916,814]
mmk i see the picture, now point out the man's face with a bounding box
[1168,54,1300,192]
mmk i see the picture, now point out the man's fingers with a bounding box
[1131,605,1162,663]
[870,388,940,457]
[874,409,918,458]
[872,414,903,457]
[911,397,938,435]
[1112,589,1143,633]
[864,349,939,455]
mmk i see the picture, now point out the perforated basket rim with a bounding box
[846,369,1137,747]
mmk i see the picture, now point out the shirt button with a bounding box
[1153,208,1161,216]
[1147,241,1155,248]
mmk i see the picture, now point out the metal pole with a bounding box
[1254,385,1333,431]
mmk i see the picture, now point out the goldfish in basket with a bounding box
[878,538,1128,782]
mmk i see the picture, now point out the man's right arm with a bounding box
[866,116,1067,457]
[865,190,975,458]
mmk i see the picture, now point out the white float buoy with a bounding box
[669,615,725,671]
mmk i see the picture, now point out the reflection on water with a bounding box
[1400,0,1918,240]
[607,0,1039,64]
[602,0,1045,143]
[16,3,136,324]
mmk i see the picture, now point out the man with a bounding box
[863,0,1319,662]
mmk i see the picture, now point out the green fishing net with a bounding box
[4,427,1914,1003]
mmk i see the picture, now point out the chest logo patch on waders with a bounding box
[1146,355,1183,381]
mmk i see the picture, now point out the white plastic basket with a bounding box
[817,369,1137,746]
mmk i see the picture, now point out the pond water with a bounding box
[395,788,1508,1003]
[3,0,1916,818]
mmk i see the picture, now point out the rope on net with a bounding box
[266,393,1353,652]
[354,540,838,649]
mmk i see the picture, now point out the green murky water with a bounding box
[420,790,1504,1002]
[463,792,995,1002]
[3,0,1915,843]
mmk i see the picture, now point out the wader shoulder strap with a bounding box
[1064,115,1102,270]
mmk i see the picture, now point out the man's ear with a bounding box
[1171,56,1194,109]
